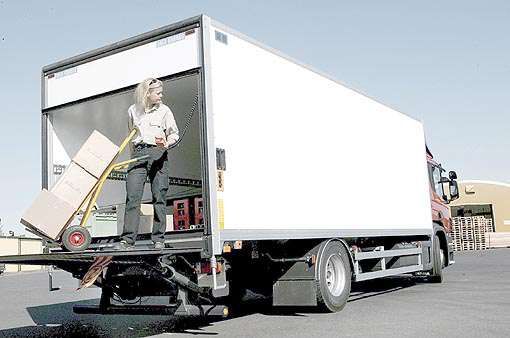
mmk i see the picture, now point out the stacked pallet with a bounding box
[485,232,510,248]
[451,216,493,251]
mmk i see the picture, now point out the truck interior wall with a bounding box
[45,73,203,233]
[208,22,433,236]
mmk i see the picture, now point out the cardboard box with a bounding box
[20,189,76,240]
[51,161,98,209]
[72,130,119,178]
[20,131,118,241]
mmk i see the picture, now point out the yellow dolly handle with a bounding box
[76,129,149,228]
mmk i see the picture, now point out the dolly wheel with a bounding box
[62,226,92,251]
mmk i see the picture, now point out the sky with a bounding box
[0,0,509,234]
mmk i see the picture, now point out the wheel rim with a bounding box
[325,254,346,297]
[69,231,85,247]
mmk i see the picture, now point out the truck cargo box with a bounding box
[1,15,456,316]
[40,15,432,256]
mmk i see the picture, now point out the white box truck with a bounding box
[0,15,459,315]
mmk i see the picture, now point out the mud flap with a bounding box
[78,256,113,289]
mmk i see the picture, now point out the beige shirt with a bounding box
[128,103,179,147]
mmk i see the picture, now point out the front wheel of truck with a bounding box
[429,234,444,283]
[316,241,352,312]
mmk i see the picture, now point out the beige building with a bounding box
[0,236,43,273]
[450,180,510,233]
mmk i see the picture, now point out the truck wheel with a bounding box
[316,241,351,312]
[429,235,443,283]
[62,226,92,252]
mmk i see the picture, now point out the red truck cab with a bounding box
[426,146,459,267]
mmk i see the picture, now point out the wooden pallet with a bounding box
[451,216,491,251]
[485,232,510,248]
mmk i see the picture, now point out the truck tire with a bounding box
[316,241,351,312]
[429,234,443,283]
[61,226,92,252]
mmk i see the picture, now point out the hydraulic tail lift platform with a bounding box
[0,240,228,317]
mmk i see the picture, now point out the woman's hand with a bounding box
[155,136,167,148]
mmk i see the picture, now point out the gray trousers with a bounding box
[120,146,170,244]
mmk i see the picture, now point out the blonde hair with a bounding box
[134,78,162,110]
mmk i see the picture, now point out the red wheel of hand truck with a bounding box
[61,226,92,252]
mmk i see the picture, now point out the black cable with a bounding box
[168,92,199,150]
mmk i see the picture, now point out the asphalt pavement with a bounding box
[0,249,508,337]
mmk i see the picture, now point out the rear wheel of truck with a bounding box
[429,234,443,283]
[316,241,352,312]
[62,226,92,252]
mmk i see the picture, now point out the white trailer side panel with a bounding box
[44,30,200,109]
[208,23,432,237]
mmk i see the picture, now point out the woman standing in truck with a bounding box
[117,78,179,250]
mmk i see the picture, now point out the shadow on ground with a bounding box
[259,275,420,316]
[0,299,220,337]
[0,276,422,337]
[349,275,420,302]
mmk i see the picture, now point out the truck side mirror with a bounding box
[449,180,459,200]
[439,177,451,203]
[449,171,457,180]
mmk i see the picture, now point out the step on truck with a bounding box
[0,15,459,316]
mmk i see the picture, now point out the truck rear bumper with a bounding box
[74,303,229,317]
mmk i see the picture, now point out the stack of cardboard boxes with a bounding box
[21,131,119,241]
